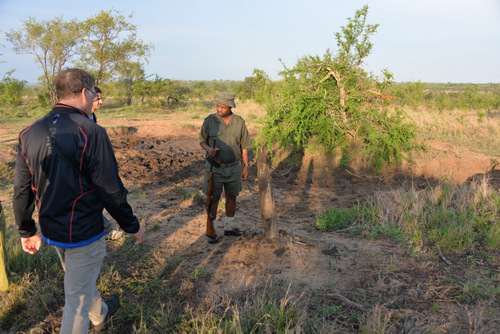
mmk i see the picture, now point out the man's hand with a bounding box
[133,225,145,245]
[241,149,249,181]
[200,142,219,157]
[207,146,219,157]
[242,166,249,181]
[21,235,42,254]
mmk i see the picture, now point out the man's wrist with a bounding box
[243,163,250,167]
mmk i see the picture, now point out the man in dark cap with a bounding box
[199,92,252,243]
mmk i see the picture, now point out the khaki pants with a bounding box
[55,237,108,333]
[0,202,15,292]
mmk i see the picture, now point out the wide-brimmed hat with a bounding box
[215,92,236,108]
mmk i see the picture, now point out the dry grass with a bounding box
[368,175,499,252]
[405,107,500,156]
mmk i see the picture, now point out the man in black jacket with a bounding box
[13,68,145,333]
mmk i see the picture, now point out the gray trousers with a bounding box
[55,237,107,333]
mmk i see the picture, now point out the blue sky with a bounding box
[0,0,499,83]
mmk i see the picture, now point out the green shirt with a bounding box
[199,113,252,163]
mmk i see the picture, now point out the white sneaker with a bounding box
[105,229,124,240]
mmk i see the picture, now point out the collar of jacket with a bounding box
[51,104,87,117]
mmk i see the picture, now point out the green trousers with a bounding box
[0,201,15,291]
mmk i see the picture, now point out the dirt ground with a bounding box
[104,115,499,332]
[1,113,499,333]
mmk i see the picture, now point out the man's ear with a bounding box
[80,88,87,101]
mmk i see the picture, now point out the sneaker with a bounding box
[224,228,244,236]
[105,229,123,241]
[93,293,120,333]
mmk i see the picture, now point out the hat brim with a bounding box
[215,99,236,108]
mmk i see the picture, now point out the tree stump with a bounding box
[257,147,278,238]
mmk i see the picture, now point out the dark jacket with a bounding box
[13,104,139,248]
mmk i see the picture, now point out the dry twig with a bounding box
[436,244,453,265]
[323,293,364,310]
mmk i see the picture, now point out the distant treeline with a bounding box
[0,76,243,117]
[411,82,500,92]
[391,82,500,111]
[1,74,499,117]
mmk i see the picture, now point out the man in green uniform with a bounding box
[199,92,252,241]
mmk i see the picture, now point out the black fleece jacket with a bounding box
[13,104,139,248]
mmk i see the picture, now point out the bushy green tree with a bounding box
[133,75,189,108]
[255,6,419,172]
[6,11,152,104]
[251,69,277,105]
[7,16,81,105]
[164,79,190,108]
[190,81,211,100]
[234,76,258,101]
[114,61,144,106]
[394,81,426,108]
[133,77,153,107]
[78,9,153,86]
[0,70,26,106]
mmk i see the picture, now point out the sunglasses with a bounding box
[86,88,100,102]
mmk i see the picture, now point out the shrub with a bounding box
[254,6,420,173]
[316,205,375,231]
